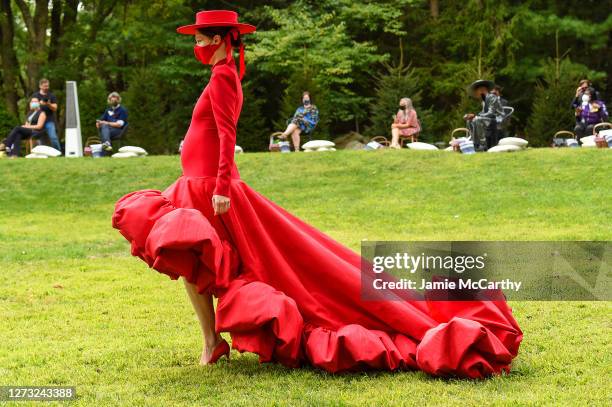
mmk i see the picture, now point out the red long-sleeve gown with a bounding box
[112,57,522,377]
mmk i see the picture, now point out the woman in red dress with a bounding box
[112,10,522,377]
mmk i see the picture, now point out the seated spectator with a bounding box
[390,97,420,149]
[31,78,61,152]
[574,89,608,140]
[273,91,319,151]
[97,92,128,152]
[0,97,47,158]
[571,79,602,109]
[464,79,504,150]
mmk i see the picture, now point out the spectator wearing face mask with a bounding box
[0,97,47,158]
[390,97,420,149]
[273,91,319,151]
[97,91,128,152]
[574,89,608,140]
[571,79,602,110]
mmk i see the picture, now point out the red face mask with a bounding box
[193,29,246,81]
[194,40,223,65]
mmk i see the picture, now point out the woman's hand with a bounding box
[212,194,230,215]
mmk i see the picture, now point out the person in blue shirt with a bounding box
[273,91,319,151]
[97,92,128,152]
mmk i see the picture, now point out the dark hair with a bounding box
[196,26,242,47]
[493,85,502,92]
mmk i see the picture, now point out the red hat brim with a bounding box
[176,22,256,35]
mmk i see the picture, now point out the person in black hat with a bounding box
[463,79,504,150]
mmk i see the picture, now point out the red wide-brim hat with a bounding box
[176,10,256,35]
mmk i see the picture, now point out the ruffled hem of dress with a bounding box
[112,189,240,296]
[216,279,519,378]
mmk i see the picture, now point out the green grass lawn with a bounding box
[0,149,610,406]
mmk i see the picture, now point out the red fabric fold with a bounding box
[416,317,514,379]
[305,325,418,372]
[216,280,304,367]
[112,188,239,295]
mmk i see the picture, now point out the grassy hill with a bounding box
[0,149,610,405]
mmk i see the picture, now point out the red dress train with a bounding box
[112,58,522,378]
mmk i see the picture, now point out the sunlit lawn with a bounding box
[1,148,610,405]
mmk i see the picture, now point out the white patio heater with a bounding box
[64,81,83,157]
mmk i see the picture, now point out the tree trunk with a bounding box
[48,0,62,63]
[0,0,20,116]
[14,0,49,93]
[430,0,439,19]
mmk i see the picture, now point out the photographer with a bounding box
[571,79,602,110]
[31,78,61,152]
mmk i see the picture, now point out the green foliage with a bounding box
[0,103,19,138]
[366,58,422,138]
[237,81,268,152]
[251,2,384,127]
[526,58,591,146]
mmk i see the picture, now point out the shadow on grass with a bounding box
[145,349,528,392]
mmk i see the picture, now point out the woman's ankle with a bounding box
[204,334,222,349]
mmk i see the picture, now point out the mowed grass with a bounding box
[0,148,610,406]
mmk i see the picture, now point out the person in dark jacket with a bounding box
[0,97,47,158]
[97,91,128,152]
[574,89,609,140]
[464,79,504,150]
[31,78,61,152]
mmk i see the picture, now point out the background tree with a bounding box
[366,41,423,139]
[0,0,609,153]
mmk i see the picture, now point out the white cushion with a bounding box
[566,139,579,147]
[316,147,336,151]
[498,137,528,148]
[406,142,439,151]
[581,141,597,148]
[25,153,48,159]
[31,145,61,157]
[444,146,454,151]
[599,129,612,137]
[111,152,139,158]
[488,144,522,153]
[118,145,147,155]
[235,145,244,154]
[365,141,383,150]
[302,140,335,150]
[303,149,315,153]
[580,135,596,144]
